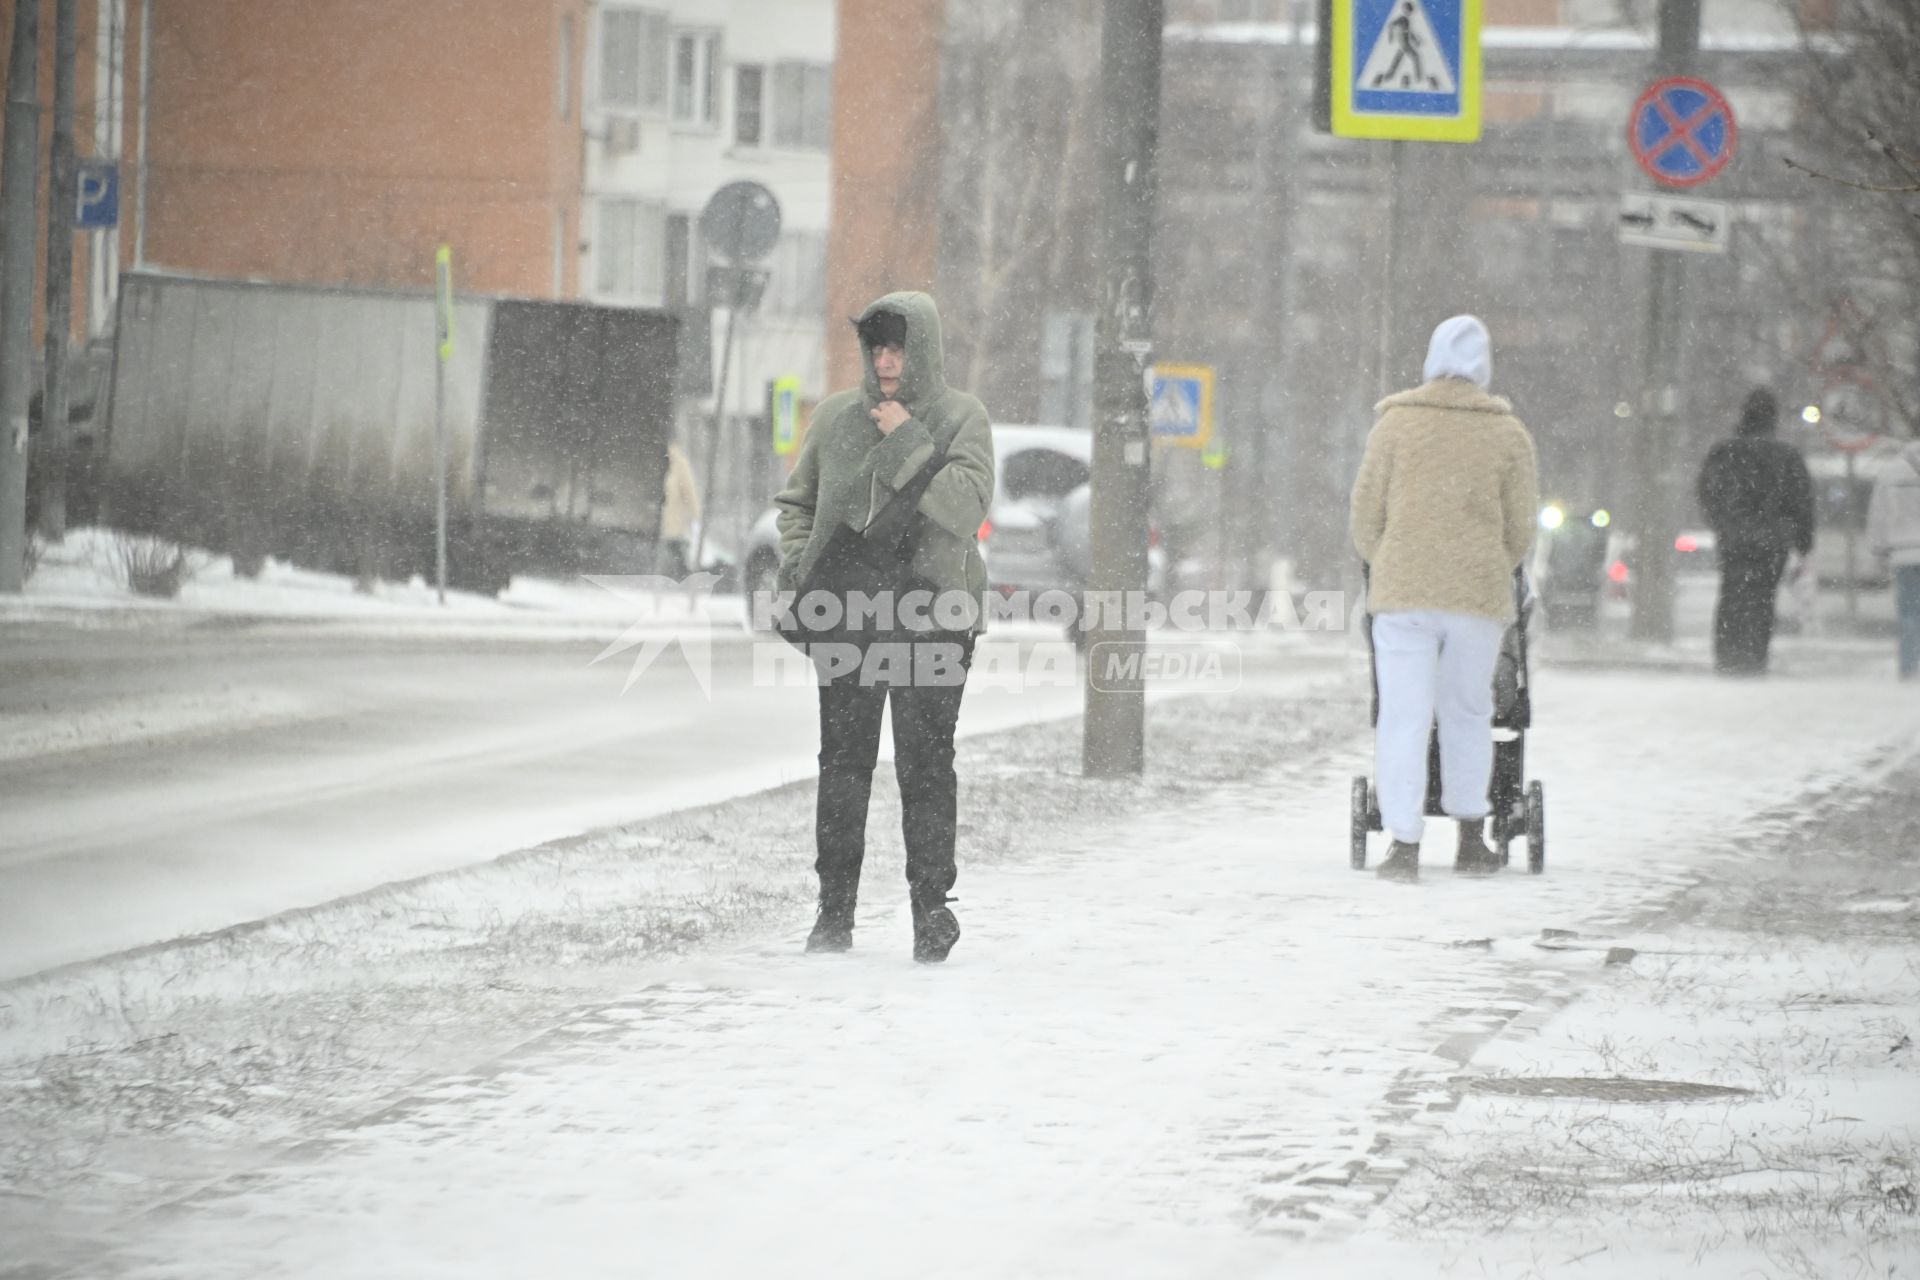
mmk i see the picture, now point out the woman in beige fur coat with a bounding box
[1349,316,1539,883]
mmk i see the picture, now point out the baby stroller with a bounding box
[1349,568,1546,874]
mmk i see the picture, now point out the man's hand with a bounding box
[870,400,911,435]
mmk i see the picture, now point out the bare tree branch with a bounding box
[1781,155,1920,196]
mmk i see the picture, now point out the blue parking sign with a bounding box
[75,162,119,230]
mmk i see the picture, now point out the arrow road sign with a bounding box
[1629,77,1737,188]
[1331,0,1481,143]
[1618,192,1731,254]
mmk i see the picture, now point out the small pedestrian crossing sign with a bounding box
[771,374,802,456]
[1148,365,1214,449]
[1332,0,1481,143]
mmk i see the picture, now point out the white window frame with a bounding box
[664,211,707,309]
[595,5,670,116]
[671,28,722,129]
[770,60,833,152]
[733,62,765,147]
[594,197,669,304]
[762,229,827,318]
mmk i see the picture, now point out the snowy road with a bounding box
[0,619,1343,982]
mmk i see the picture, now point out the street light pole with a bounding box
[1627,0,1701,645]
[0,0,43,591]
[1082,0,1164,778]
[40,0,80,541]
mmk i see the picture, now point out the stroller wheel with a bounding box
[1526,781,1546,874]
[1350,776,1371,870]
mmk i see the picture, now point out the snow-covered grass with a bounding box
[10,526,739,630]
[0,684,321,765]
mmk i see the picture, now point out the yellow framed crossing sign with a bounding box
[1148,364,1215,450]
[1331,0,1482,143]
[771,374,803,456]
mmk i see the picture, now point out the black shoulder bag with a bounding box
[781,427,960,650]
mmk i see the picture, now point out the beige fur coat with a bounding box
[1349,379,1540,622]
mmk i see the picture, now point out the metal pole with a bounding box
[1214,467,1229,591]
[733,309,755,567]
[435,351,447,603]
[135,0,152,268]
[691,281,741,575]
[1843,449,1858,622]
[1374,141,1403,404]
[1627,0,1701,645]
[40,0,79,541]
[0,0,43,592]
[1082,0,1163,778]
[435,245,453,604]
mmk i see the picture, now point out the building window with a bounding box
[598,7,669,113]
[672,29,721,127]
[761,230,828,318]
[596,197,667,302]
[558,15,574,120]
[735,65,764,146]
[771,62,832,151]
[553,209,569,296]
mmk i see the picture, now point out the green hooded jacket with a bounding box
[773,291,995,618]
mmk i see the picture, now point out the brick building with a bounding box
[1,0,585,346]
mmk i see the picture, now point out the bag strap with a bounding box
[863,422,961,551]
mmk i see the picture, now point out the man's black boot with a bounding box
[1454,819,1501,876]
[911,894,961,964]
[804,881,857,953]
[1375,840,1421,883]
[805,912,853,953]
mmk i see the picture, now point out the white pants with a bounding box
[1371,609,1507,844]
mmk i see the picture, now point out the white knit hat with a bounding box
[1423,315,1492,390]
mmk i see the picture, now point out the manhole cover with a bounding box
[1463,1076,1754,1102]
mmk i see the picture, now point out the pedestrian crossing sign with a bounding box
[1148,364,1214,449]
[771,373,802,456]
[1331,0,1481,143]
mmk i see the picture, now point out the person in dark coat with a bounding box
[773,291,995,963]
[1695,389,1815,675]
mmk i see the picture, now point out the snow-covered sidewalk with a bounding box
[62,670,1920,1280]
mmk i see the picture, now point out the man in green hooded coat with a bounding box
[774,291,995,962]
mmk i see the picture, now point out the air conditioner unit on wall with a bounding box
[606,117,641,155]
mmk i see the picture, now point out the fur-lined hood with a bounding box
[1375,378,1515,419]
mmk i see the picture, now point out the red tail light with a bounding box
[1608,560,1630,584]
[1674,534,1699,553]
[977,519,992,542]
[1148,527,1162,549]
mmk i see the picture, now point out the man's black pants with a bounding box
[814,636,974,914]
[1714,547,1788,674]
